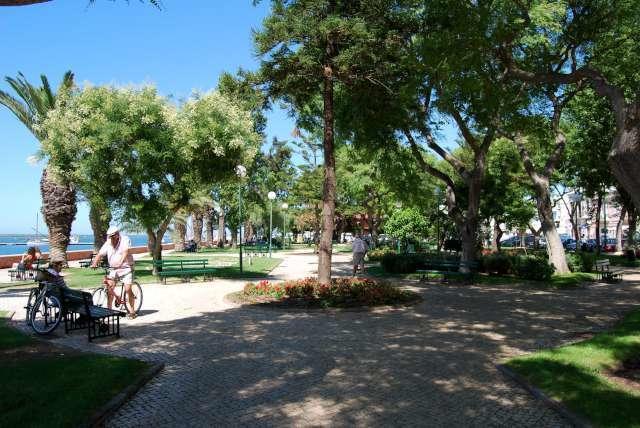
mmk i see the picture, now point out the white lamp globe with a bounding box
[268,191,276,200]
[282,202,288,209]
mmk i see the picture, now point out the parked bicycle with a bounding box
[92,268,143,314]
[24,272,63,335]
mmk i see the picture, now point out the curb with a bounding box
[496,364,592,428]
[85,361,164,428]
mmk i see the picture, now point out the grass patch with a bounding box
[6,255,283,289]
[1,353,149,427]
[505,309,640,427]
[0,314,150,427]
[0,313,32,350]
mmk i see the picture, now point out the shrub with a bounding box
[367,248,396,262]
[483,253,514,275]
[380,253,425,273]
[513,256,555,281]
[241,277,418,307]
[566,252,596,272]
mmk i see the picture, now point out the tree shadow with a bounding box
[41,274,640,426]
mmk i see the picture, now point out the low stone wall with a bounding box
[0,244,174,269]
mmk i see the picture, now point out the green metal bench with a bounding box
[9,257,49,281]
[595,259,622,282]
[416,260,478,284]
[153,259,217,284]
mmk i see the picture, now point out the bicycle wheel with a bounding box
[117,281,143,314]
[24,287,39,326]
[30,294,62,335]
[92,287,108,307]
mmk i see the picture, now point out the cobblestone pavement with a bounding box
[2,251,640,427]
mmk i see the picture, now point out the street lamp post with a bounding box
[235,165,247,273]
[282,202,288,250]
[268,191,276,257]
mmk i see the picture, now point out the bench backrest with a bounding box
[153,259,208,270]
[595,259,610,269]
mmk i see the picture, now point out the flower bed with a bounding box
[234,277,420,308]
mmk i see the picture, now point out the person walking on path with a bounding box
[352,234,368,276]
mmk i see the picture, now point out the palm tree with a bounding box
[0,71,77,262]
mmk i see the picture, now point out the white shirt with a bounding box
[352,237,368,253]
[98,234,134,268]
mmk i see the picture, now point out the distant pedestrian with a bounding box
[352,234,369,276]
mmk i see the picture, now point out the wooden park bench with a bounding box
[60,287,124,342]
[595,259,622,283]
[9,257,49,281]
[417,260,479,284]
[153,259,217,284]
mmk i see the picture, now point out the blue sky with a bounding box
[0,0,296,234]
[0,0,459,235]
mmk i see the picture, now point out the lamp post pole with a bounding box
[268,191,276,258]
[235,165,247,273]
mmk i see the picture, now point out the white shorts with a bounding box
[108,267,133,285]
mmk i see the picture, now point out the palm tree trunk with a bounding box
[40,168,76,262]
[205,207,215,246]
[192,209,204,246]
[217,210,225,248]
[174,221,186,251]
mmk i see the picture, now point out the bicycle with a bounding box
[27,280,63,335]
[92,268,143,315]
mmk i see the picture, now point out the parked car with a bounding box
[602,238,617,252]
[564,239,577,250]
[500,236,519,247]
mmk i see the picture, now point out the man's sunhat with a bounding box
[106,225,120,237]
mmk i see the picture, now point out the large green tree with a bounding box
[492,1,640,212]
[0,71,76,262]
[41,86,259,265]
[255,0,412,283]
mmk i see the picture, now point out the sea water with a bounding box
[0,234,169,256]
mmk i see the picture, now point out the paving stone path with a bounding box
[2,251,640,427]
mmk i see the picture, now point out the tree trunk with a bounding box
[205,208,215,246]
[595,194,602,254]
[231,227,237,248]
[492,220,503,252]
[534,184,569,273]
[217,210,225,248]
[88,200,110,252]
[147,219,170,275]
[40,168,77,263]
[609,110,640,211]
[174,221,186,251]
[628,209,637,247]
[366,204,377,248]
[244,220,253,242]
[192,209,204,246]
[616,206,627,254]
[318,56,336,284]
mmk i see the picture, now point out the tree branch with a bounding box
[404,130,456,190]
[416,125,471,182]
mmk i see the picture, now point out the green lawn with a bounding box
[0,313,149,427]
[4,255,283,289]
[505,309,640,427]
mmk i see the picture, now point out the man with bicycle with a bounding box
[91,226,137,318]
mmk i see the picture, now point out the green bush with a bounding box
[566,252,595,272]
[367,248,396,262]
[513,256,555,281]
[482,253,513,275]
[381,253,426,274]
